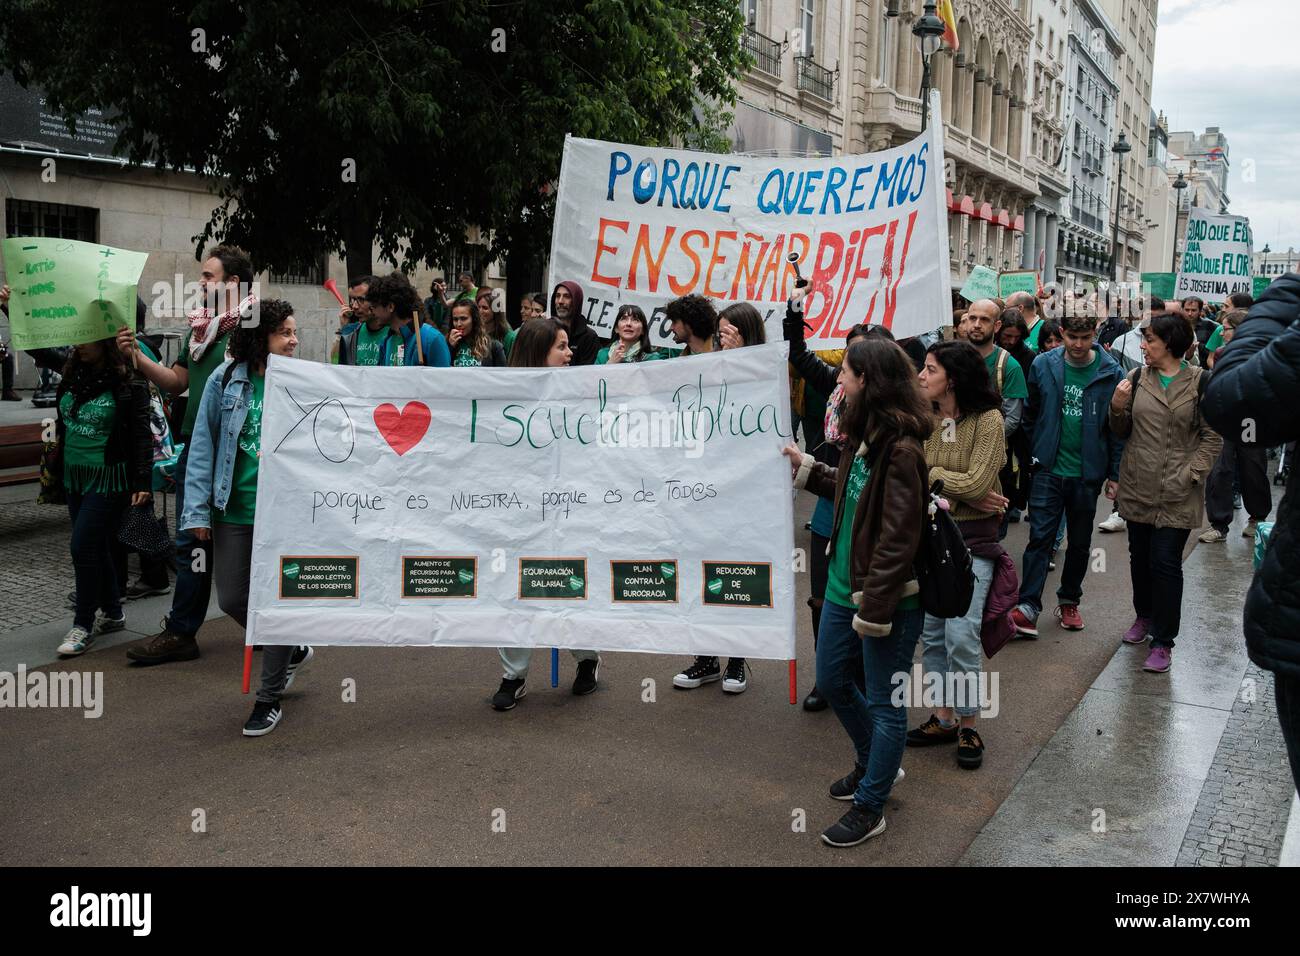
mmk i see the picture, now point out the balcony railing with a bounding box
[796,55,834,102]
[743,26,782,79]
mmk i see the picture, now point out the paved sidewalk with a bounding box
[961,501,1296,867]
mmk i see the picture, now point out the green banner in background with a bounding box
[958,264,999,302]
[1253,275,1272,299]
[1,236,147,349]
[1140,272,1175,299]
[997,270,1038,298]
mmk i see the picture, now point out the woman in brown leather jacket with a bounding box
[783,336,932,848]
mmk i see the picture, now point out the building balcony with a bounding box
[860,89,1038,197]
[743,26,782,80]
[795,55,834,103]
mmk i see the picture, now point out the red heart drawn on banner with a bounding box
[373,402,431,456]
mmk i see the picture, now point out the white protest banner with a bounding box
[1174,208,1253,303]
[246,345,797,661]
[548,106,950,350]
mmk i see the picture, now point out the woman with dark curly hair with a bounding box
[52,336,153,657]
[907,340,1007,771]
[181,299,313,737]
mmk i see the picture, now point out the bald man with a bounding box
[965,298,1028,439]
[1007,291,1045,352]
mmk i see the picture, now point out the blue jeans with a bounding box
[1018,471,1101,618]
[816,599,924,814]
[67,490,127,630]
[921,554,994,717]
[165,443,212,637]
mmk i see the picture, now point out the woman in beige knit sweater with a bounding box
[907,341,1008,770]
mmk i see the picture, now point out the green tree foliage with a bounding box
[0,0,748,280]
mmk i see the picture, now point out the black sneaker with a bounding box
[283,646,314,691]
[242,700,282,737]
[124,578,172,600]
[572,658,600,696]
[906,713,959,747]
[673,656,721,689]
[821,804,886,847]
[829,764,867,800]
[722,657,748,694]
[957,727,985,769]
[492,677,526,711]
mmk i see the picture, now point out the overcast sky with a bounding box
[1152,0,1300,254]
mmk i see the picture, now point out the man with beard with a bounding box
[549,280,602,366]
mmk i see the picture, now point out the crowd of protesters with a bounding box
[9,239,1298,851]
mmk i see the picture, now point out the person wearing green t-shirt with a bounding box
[1012,313,1125,641]
[115,243,254,666]
[595,304,663,366]
[181,299,313,737]
[1006,290,1046,351]
[54,336,154,657]
[782,335,932,848]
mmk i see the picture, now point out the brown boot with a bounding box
[126,627,200,665]
[1,389,20,402]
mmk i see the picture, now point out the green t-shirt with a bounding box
[354,323,392,367]
[217,372,264,525]
[59,389,126,494]
[503,327,518,360]
[986,347,1028,399]
[1053,353,1098,478]
[452,345,482,367]
[177,329,233,438]
[1158,360,1188,389]
[1026,318,1044,352]
[1205,325,1224,352]
[825,456,919,612]
[826,457,871,608]
[595,345,665,364]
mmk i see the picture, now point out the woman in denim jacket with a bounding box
[181,299,312,737]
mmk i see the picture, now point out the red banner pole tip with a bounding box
[242,644,254,695]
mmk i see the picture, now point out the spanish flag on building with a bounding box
[939,0,959,51]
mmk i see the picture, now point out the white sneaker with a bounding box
[1098,512,1127,533]
[1199,528,1228,543]
[57,626,95,657]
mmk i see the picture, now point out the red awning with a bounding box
[946,188,956,210]
[959,195,975,216]
[978,202,994,222]
[996,208,1011,227]
[1012,214,1025,232]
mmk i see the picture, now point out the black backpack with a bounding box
[914,479,976,619]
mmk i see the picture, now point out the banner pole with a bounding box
[551,647,559,688]
[788,660,797,705]
[242,644,253,694]
[411,311,424,364]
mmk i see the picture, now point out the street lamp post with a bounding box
[1261,243,1271,277]
[913,3,946,132]
[1110,132,1132,282]
[1170,172,1188,272]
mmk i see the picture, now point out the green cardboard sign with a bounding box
[958,265,999,302]
[1253,275,1272,299]
[402,556,476,598]
[701,561,773,608]
[1140,272,1175,299]
[1,237,148,349]
[519,558,587,600]
[279,556,358,599]
[997,270,1038,298]
[610,561,678,603]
